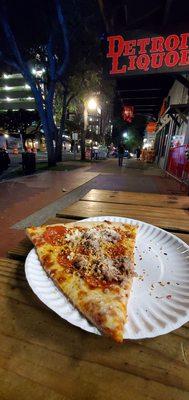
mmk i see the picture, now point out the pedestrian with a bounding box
[94,148,98,160]
[136,147,141,160]
[118,140,125,167]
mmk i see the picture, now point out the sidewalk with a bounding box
[0,158,187,257]
[0,164,99,257]
[86,158,184,194]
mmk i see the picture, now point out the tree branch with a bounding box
[0,1,47,121]
[66,94,76,107]
[55,0,69,79]
[0,50,19,70]
[46,34,56,81]
[46,34,56,106]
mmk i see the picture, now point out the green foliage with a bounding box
[54,59,115,140]
[54,83,64,126]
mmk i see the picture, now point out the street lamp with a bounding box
[123,131,128,138]
[81,97,99,160]
[87,98,97,111]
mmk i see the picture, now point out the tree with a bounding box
[57,65,101,160]
[53,0,112,161]
[54,62,115,159]
[0,0,69,166]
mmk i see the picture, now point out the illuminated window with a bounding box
[0,85,31,92]
[3,73,22,79]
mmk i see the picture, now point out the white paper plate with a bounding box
[25,216,189,339]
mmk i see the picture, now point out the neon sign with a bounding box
[106,32,189,76]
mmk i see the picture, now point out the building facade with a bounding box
[0,73,35,112]
[155,77,189,183]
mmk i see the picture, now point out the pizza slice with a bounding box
[26,220,137,342]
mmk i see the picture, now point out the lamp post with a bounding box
[81,97,98,160]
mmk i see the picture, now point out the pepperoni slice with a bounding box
[43,226,67,246]
[57,252,72,268]
[85,276,111,289]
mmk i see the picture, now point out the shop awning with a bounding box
[168,104,189,124]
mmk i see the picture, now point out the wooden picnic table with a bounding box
[1,189,189,400]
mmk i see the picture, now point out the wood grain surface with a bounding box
[82,189,189,209]
[0,256,189,400]
[56,201,189,233]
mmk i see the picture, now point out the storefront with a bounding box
[155,78,189,183]
[105,30,189,182]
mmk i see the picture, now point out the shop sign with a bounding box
[146,121,157,133]
[106,32,189,76]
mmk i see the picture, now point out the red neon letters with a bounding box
[107,33,189,75]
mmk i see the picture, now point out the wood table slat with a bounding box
[44,217,77,225]
[82,189,189,209]
[0,255,189,399]
[56,201,189,233]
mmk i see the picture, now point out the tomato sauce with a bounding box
[108,244,125,257]
[43,226,67,246]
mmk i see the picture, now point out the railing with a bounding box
[167,145,189,183]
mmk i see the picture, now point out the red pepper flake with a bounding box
[166,295,172,300]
